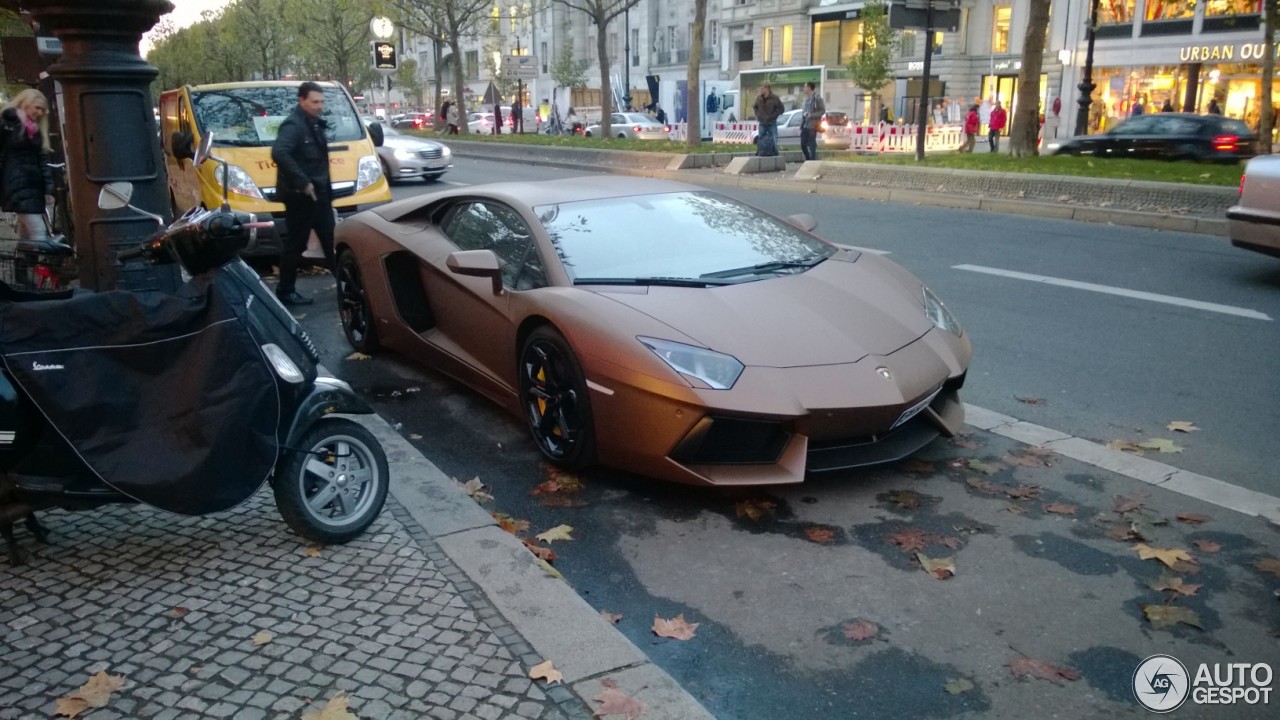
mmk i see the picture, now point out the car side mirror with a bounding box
[786,213,817,232]
[98,181,133,209]
[446,249,504,295]
[171,130,194,160]
[367,120,384,147]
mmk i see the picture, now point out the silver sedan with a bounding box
[1228,154,1280,258]
[583,113,670,140]
[376,124,452,183]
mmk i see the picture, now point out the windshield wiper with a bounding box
[700,254,826,279]
[574,276,734,288]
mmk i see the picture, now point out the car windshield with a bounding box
[190,85,365,147]
[536,191,836,283]
[823,112,850,126]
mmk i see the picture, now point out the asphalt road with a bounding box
[283,159,1280,719]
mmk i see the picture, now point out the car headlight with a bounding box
[218,163,263,199]
[393,148,415,160]
[356,154,382,191]
[923,286,962,337]
[638,337,744,390]
[441,146,452,157]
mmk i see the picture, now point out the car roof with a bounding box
[376,176,703,222]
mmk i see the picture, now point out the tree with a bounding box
[1009,0,1051,157]
[845,1,897,125]
[225,0,292,80]
[685,0,708,147]
[1262,0,1277,154]
[383,0,493,134]
[286,0,373,83]
[482,42,517,100]
[549,26,588,91]
[552,0,641,137]
[397,56,424,108]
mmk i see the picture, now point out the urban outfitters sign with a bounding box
[1179,41,1280,63]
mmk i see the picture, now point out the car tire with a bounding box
[584,131,593,137]
[272,418,389,544]
[380,159,396,185]
[617,133,627,139]
[518,326,597,471]
[336,249,379,353]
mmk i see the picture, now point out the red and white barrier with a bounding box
[711,121,759,144]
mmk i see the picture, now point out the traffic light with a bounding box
[372,41,397,71]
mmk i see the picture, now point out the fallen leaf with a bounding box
[1015,396,1045,405]
[600,611,622,624]
[304,546,321,558]
[252,630,273,646]
[886,490,922,510]
[1004,504,1027,515]
[1166,421,1199,433]
[652,614,699,640]
[460,477,494,503]
[804,526,836,544]
[529,659,563,685]
[899,459,935,475]
[915,553,956,579]
[1176,512,1211,525]
[593,680,646,720]
[535,524,575,543]
[1005,484,1041,500]
[734,498,777,521]
[55,671,126,718]
[171,607,189,618]
[967,460,1005,476]
[1004,452,1049,468]
[1138,438,1183,454]
[1255,558,1280,578]
[1104,523,1141,543]
[492,513,530,535]
[1107,439,1144,455]
[966,476,1003,494]
[1008,657,1081,685]
[521,539,557,563]
[944,678,975,694]
[1149,574,1202,597]
[301,693,359,720]
[1135,544,1194,569]
[1044,502,1077,515]
[1193,539,1221,553]
[841,619,879,642]
[534,557,564,581]
[1142,604,1204,630]
[885,528,931,553]
[344,352,371,361]
[1113,495,1146,515]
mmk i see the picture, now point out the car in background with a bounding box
[1050,113,1258,162]
[1227,154,1280,258]
[393,112,433,130]
[331,176,971,486]
[583,113,670,140]
[775,108,853,149]
[467,112,509,134]
[375,124,452,183]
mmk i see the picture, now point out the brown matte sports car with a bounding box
[333,177,972,485]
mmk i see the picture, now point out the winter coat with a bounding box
[963,110,980,134]
[753,93,785,125]
[0,108,50,215]
[989,107,1007,132]
[271,105,331,200]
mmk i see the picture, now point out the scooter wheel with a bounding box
[273,417,389,544]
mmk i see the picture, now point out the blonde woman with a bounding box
[1,89,53,241]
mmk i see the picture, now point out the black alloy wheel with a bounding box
[337,249,378,353]
[519,326,596,470]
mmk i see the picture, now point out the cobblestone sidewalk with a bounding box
[0,492,590,720]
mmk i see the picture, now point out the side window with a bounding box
[1116,116,1157,134]
[612,113,626,124]
[1152,117,1198,136]
[443,202,547,290]
[787,112,803,127]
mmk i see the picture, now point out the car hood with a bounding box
[382,135,441,151]
[594,256,934,368]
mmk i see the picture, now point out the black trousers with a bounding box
[800,126,818,160]
[278,190,335,296]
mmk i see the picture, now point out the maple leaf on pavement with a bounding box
[1166,421,1199,433]
[535,524,575,543]
[652,614,699,640]
[1107,439,1144,455]
[460,476,494,503]
[1005,448,1057,468]
[884,528,931,553]
[1176,512,1211,525]
[966,476,1003,494]
[734,499,777,521]
[1255,558,1280,578]
[1149,574,1201,597]
[885,490,922,510]
[493,513,531,535]
[967,460,1006,476]
[1044,502,1077,515]
[915,553,956,579]
[804,526,836,544]
[842,619,879,642]
[344,352,371,361]
[251,630,273,646]
[944,678,975,694]
[1142,604,1204,631]
[304,546,322,558]
[1138,438,1183,454]
[1135,544,1194,569]
[593,679,646,720]
[1007,657,1081,685]
[529,659,564,685]
[1004,484,1041,500]
[1112,495,1146,515]
[301,693,359,720]
[54,671,126,718]
[522,538,557,563]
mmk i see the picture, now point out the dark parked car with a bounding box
[1051,113,1257,162]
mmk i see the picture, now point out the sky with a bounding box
[141,0,235,57]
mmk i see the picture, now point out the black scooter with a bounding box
[0,133,389,564]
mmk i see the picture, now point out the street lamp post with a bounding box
[371,16,396,119]
[1074,0,1101,137]
[622,10,631,111]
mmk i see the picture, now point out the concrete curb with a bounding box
[354,411,715,720]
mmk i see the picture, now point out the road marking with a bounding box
[965,404,1280,524]
[953,264,1273,321]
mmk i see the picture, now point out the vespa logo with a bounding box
[32,361,65,372]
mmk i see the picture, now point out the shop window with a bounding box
[782,25,793,65]
[900,30,917,59]
[812,20,840,66]
[1205,0,1262,14]
[763,27,774,66]
[1145,0,1195,21]
[992,6,1011,53]
[840,19,866,62]
[1099,0,1135,23]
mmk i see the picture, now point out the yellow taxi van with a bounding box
[158,80,391,257]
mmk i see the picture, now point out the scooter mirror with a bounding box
[98,182,134,210]
[193,130,214,167]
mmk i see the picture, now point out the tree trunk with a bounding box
[1262,0,1277,154]
[451,34,469,135]
[1010,0,1050,157]
[686,0,707,148]
[433,37,444,121]
[597,17,613,137]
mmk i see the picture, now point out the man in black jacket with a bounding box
[270,81,334,306]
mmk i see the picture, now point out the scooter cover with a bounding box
[0,275,279,514]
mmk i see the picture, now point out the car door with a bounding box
[1107,115,1158,157]
[778,111,803,141]
[431,200,546,388]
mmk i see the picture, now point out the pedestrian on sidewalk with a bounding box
[988,101,1007,152]
[0,89,53,243]
[655,106,667,125]
[753,83,784,157]
[446,103,459,135]
[511,99,521,134]
[961,104,980,153]
[800,81,825,161]
[493,103,504,135]
[271,81,335,307]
